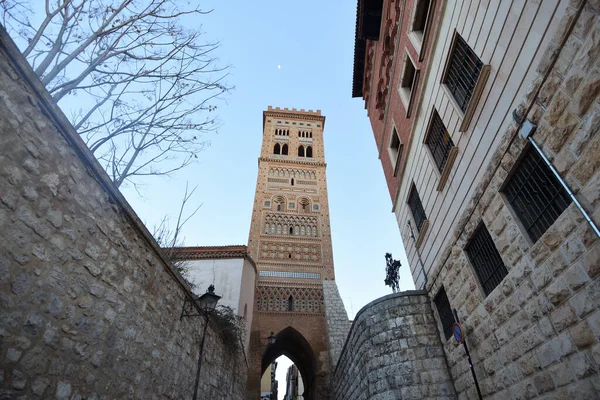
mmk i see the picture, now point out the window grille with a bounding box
[465,224,508,296]
[425,110,454,172]
[443,33,483,112]
[502,148,571,243]
[434,287,455,340]
[408,186,427,231]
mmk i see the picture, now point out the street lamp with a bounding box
[192,285,221,400]
[268,331,277,346]
[197,284,221,310]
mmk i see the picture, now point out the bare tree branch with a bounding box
[151,181,203,289]
[2,0,231,187]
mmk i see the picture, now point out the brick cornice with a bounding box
[170,245,257,271]
[259,157,327,167]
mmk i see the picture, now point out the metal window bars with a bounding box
[434,287,455,340]
[465,224,508,296]
[503,148,572,243]
[426,110,454,172]
[443,33,483,112]
[408,186,427,232]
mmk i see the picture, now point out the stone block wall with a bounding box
[322,280,350,368]
[332,291,455,400]
[0,27,246,399]
[424,2,600,398]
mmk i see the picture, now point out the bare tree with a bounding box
[1,0,231,187]
[152,182,202,288]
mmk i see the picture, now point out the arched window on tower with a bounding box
[289,227,294,235]
[310,132,313,138]
[282,144,288,155]
[291,178,294,186]
[274,143,281,154]
[277,203,281,211]
[306,146,313,158]
[288,295,293,311]
[298,145,305,157]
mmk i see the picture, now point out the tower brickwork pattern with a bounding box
[246,107,339,399]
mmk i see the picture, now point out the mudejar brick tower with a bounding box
[246,107,342,399]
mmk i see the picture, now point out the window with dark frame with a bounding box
[502,148,572,243]
[412,0,432,41]
[434,287,455,341]
[425,110,454,172]
[389,127,403,166]
[400,56,417,98]
[465,223,508,296]
[443,33,483,112]
[408,185,427,232]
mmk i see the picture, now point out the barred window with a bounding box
[442,33,483,112]
[434,287,455,341]
[465,224,508,296]
[502,148,572,243]
[408,185,427,231]
[425,110,454,172]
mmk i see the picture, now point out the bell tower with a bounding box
[246,107,342,399]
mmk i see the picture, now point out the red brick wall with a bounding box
[362,0,444,202]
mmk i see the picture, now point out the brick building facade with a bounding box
[353,0,600,398]
[245,107,348,399]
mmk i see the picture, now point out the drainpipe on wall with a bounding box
[516,119,600,239]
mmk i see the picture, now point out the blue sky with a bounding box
[122,0,415,319]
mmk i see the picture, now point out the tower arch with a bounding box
[261,327,318,400]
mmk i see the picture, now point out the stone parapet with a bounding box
[332,291,455,399]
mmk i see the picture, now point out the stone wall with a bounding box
[322,280,350,369]
[332,291,455,399]
[0,27,246,399]
[424,2,600,398]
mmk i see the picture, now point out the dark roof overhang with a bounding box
[352,0,384,98]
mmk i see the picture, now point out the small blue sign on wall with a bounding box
[452,323,463,344]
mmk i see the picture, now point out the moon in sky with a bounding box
[277,65,281,69]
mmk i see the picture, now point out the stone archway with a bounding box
[261,327,317,400]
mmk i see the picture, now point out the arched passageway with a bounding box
[261,327,317,400]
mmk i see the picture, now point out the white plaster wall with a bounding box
[239,259,257,351]
[186,258,244,313]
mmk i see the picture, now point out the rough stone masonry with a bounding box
[0,26,246,399]
[332,291,455,400]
